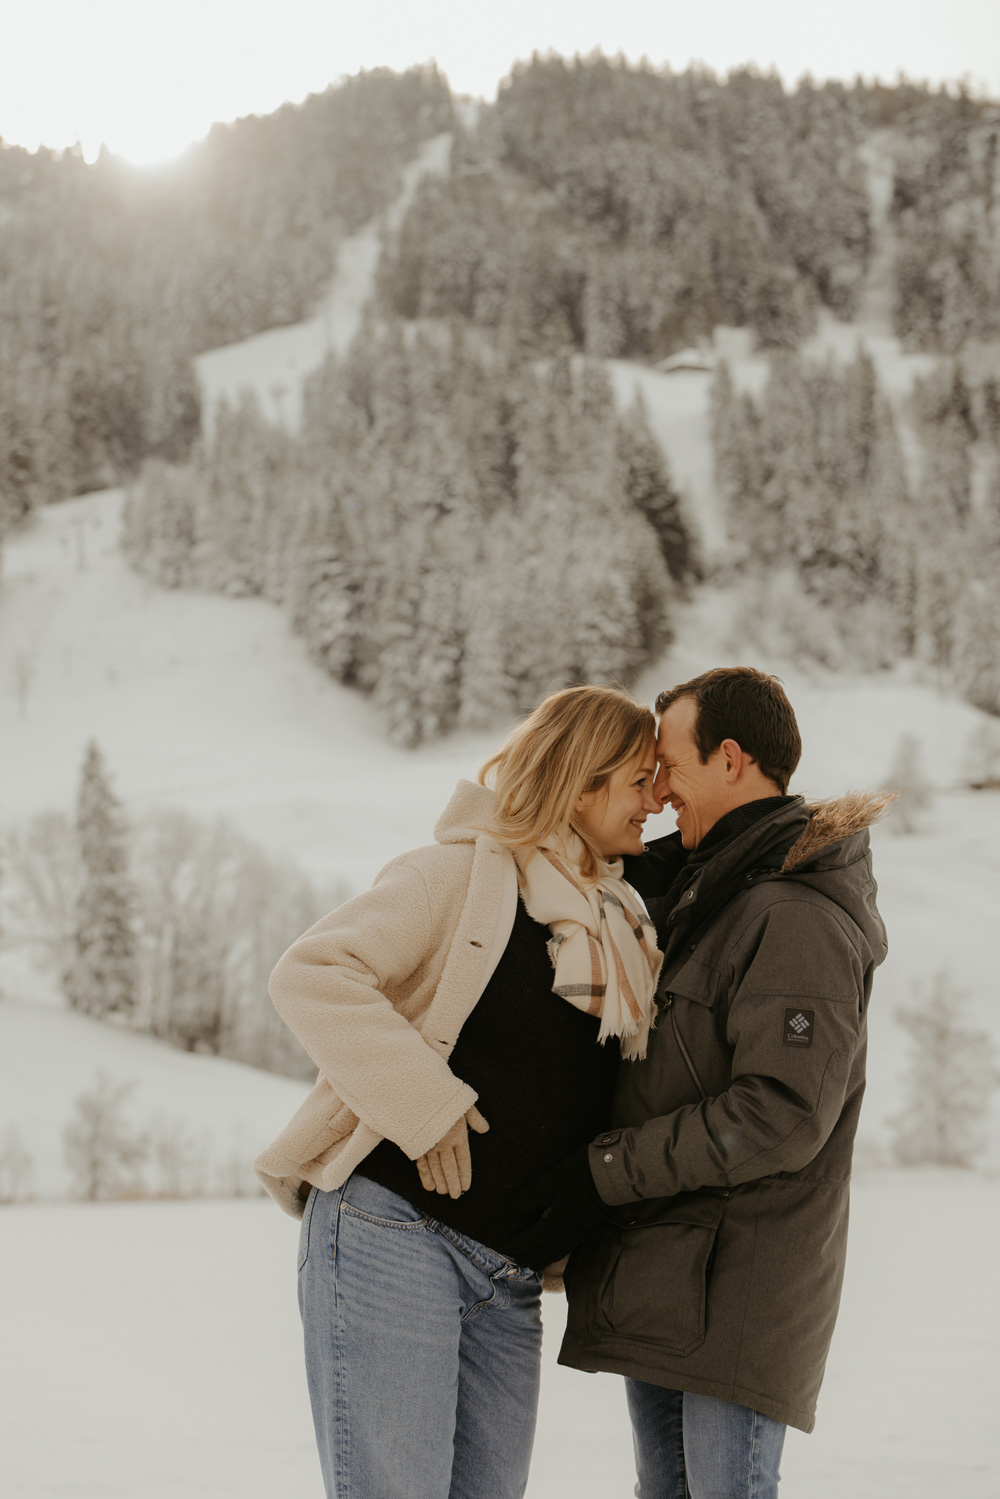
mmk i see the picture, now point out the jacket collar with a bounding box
[657,790,892,955]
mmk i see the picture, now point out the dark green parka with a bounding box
[559,793,889,1433]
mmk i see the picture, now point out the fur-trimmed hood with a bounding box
[634,791,890,972]
[783,790,896,871]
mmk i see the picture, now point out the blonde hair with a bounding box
[479,685,656,879]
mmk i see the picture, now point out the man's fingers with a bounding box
[466,1105,490,1135]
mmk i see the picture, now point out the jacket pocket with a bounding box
[296,1182,319,1270]
[304,1102,360,1171]
[596,1192,725,1356]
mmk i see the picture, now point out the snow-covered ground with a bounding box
[1,1175,996,1498]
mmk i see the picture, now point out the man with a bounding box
[508,667,889,1499]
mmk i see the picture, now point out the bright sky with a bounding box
[4,0,999,165]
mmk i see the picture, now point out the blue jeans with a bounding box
[626,1380,786,1499]
[298,1174,543,1499]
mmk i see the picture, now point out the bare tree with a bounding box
[962,720,1000,790]
[146,1115,210,1199]
[12,647,36,719]
[132,809,329,1076]
[0,1126,35,1204]
[887,973,1000,1168]
[1,811,83,974]
[63,1072,148,1200]
[883,733,933,835]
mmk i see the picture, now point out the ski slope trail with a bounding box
[194,131,453,431]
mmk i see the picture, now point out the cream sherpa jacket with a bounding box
[254,779,519,1217]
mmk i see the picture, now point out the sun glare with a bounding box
[2,0,999,167]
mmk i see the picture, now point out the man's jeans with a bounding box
[298,1174,543,1499]
[626,1379,786,1499]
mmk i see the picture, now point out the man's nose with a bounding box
[651,768,669,809]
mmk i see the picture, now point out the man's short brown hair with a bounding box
[655,667,801,792]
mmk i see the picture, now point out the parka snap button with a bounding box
[603,1153,614,1163]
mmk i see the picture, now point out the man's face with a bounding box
[654,696,733,850]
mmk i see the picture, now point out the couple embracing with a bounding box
[254,667,889,1499]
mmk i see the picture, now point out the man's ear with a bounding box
[720,738,745,781]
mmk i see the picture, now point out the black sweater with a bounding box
[361,896,619,1259]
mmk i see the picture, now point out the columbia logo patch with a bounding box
[783,1008,815,1047]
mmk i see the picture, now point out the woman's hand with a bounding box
[415,1106,490,1198]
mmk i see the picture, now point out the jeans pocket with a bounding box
[597,1193,725,1356]
[297,1183,319,1270]
[339,1174,427,1231]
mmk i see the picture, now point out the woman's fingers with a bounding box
[418,1108,487,1197]
[441,1144,463,1198]
[427,1150,450,1195]
[415,1154,435,1193]
[455,1133,473,1194]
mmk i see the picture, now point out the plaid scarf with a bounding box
[515,833,662,1061]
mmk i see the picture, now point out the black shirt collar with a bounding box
[694,795,797,859]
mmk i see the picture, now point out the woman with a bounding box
[254,685,663,1499]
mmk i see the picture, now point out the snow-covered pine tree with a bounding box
[710,363,764,559]
[618,392,697,583]
[954,581,1000,717]
[64,741,138,1021]
[287,483,369,687]
[981,377,1000,446]
[122,458,199,589]
[756,353,821,567]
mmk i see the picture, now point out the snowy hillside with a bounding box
[4,483,1000,1172]
[0,986,309,1200]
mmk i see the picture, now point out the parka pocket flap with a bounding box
[596,1195,724,1356]
[621,1189,726,1233]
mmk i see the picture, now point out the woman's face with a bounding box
[573,749,660,859]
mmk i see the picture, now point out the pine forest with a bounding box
[3,56,1000,747]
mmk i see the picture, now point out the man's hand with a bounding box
[415,1106,490,1198]
[504,1147,607,1269]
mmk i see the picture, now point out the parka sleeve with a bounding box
[591,899,867,1204]
[268,853,478,1161]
